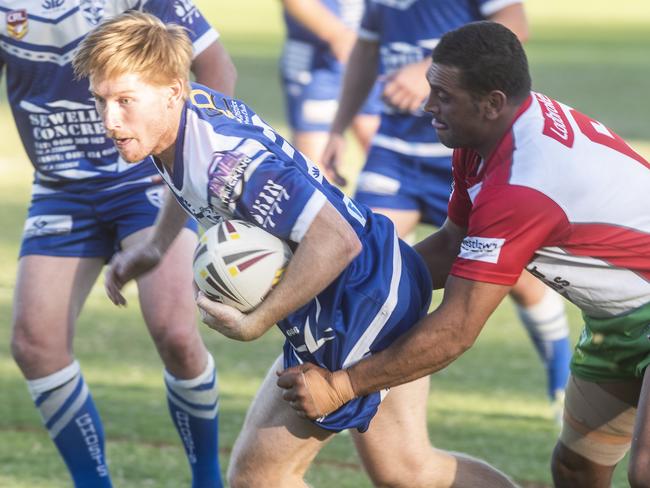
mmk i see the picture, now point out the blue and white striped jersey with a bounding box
[360,0,522,157]
[0,0,218,190]
[158,83,433,431]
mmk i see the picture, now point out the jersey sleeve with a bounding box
[142,0,219,57]
[358,0,380,41]
[450,184,569,286]
[229,152,326,243]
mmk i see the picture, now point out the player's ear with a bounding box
[167,78,185,107]
[484,90,507,120]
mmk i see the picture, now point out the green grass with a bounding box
[1,1,649,486]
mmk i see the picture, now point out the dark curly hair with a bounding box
[432,21,531,104]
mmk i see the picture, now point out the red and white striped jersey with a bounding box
[448,92,650,318]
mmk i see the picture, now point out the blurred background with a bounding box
[0,1,648,486]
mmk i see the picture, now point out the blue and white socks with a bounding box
[165,353,223,488]
[27,360,112,488]
[517,288,572,418]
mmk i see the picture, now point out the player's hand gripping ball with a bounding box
[193,220,292,312]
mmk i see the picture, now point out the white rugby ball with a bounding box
[193,219,292,312]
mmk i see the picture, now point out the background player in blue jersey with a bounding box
[0,1,235,487]
[75,11,518,487]
[321,0,572,421]
[280,0,381,163]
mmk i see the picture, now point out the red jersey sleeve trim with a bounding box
[450,265,521,286]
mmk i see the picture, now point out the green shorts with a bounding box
[571,302,650,382]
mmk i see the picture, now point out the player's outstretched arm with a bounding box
[105,190,189,306]
[414,218,467,289]
[279,276,510,418]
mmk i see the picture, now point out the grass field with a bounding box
[1,1,649,486]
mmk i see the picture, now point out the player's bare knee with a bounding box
[366,455,433,488]
[10,322,57,370]
[149,319,200,358]
[227,453,278,488]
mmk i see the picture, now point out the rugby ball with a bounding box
[193,219,292,312]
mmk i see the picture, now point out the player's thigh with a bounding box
[291,130,331,164]
[283,68,340,163]
[229,355,334,486]
[12,255,104,377]
[351,376,456,486]
[372,207,422,238]
[351,113,380,152]
[509,269,548,306]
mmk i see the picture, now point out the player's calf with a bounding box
[27,361,113,487]
[165,353,223,488]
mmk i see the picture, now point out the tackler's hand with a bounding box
[276,363,355,419]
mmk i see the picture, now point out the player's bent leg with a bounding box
[292,130,331,167]
[351,376,516,488]
[11,255,112,487]
[371,207,422,241]
[628,367,650,487]
[126,227,207,378]
[551,375,637,487]
[12,255,104,377]
[124,227,222,487]
[228,355,335,488]
[351,113,380,152]
[511,272,571,414]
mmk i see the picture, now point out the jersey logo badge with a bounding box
[6,9,28,40]
[459,236,505,264]
[23,215,73,238]
[42,0,65,10]
[535,93,574,148]
[207,151,250,207]
[80,0,105,26]
[251,179,290,229]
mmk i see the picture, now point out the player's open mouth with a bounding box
[432,118,448,130]
[114,137,133,148]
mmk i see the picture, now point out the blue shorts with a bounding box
[20,177,197,260]
[282,238,432,433]
[354,145,454,227]
[282,65,383,133]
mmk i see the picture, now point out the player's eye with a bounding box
[119,97,132,105]
[436,90,450,102]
